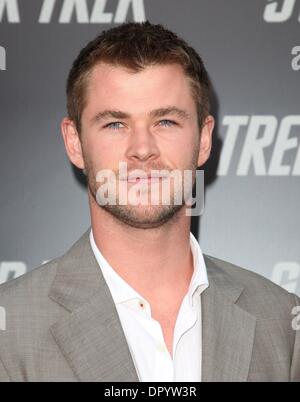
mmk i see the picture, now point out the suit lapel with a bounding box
[48,229,139,382]
[50,293,139,382]
[202,256,257,382]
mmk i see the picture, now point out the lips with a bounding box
[120,173,170,182]
[127,176,162,183]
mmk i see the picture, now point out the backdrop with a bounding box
[0,0,299,296]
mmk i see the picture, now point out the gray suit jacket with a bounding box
[0,229,299,382]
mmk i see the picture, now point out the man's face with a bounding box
[63,63,213,228]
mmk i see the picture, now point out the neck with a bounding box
[89,191,194,301]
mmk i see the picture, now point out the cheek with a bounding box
[162,133,199,165]
[83,134,125,171]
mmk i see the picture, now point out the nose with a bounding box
[125,126,160,162]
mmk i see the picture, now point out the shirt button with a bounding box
[138,300,145,309]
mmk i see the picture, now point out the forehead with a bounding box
[83,62,196,117]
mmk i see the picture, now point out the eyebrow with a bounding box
[90,107,190,125]
[150,107,190,120]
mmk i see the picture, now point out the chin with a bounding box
[102,204,183,229]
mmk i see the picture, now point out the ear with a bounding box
[197,115,215,167]
[61,118,85,170]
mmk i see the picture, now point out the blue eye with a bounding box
[104,122,124,130]
[159,120,177,127]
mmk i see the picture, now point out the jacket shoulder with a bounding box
[0,257,64,355]
[204,254,300,316]
[0,258,59,304]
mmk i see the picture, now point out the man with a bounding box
[0,22,299,382]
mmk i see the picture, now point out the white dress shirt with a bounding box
[90,229,209,382]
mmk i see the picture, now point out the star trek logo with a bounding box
[272,262,300,294]
[0,45,6,70]
[0,262,27,285]
[292,46,300,70]
[292,306,300,331]
[0,0,146,23]
[0,306,6,331]
[264,0,300,22]
[218,116,300,176]
[0,260,50,285]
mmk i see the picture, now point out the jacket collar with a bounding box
[49,229,256,382]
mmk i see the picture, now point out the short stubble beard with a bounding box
[83,141,200,230]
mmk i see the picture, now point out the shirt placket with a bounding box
[129,298,174,381]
